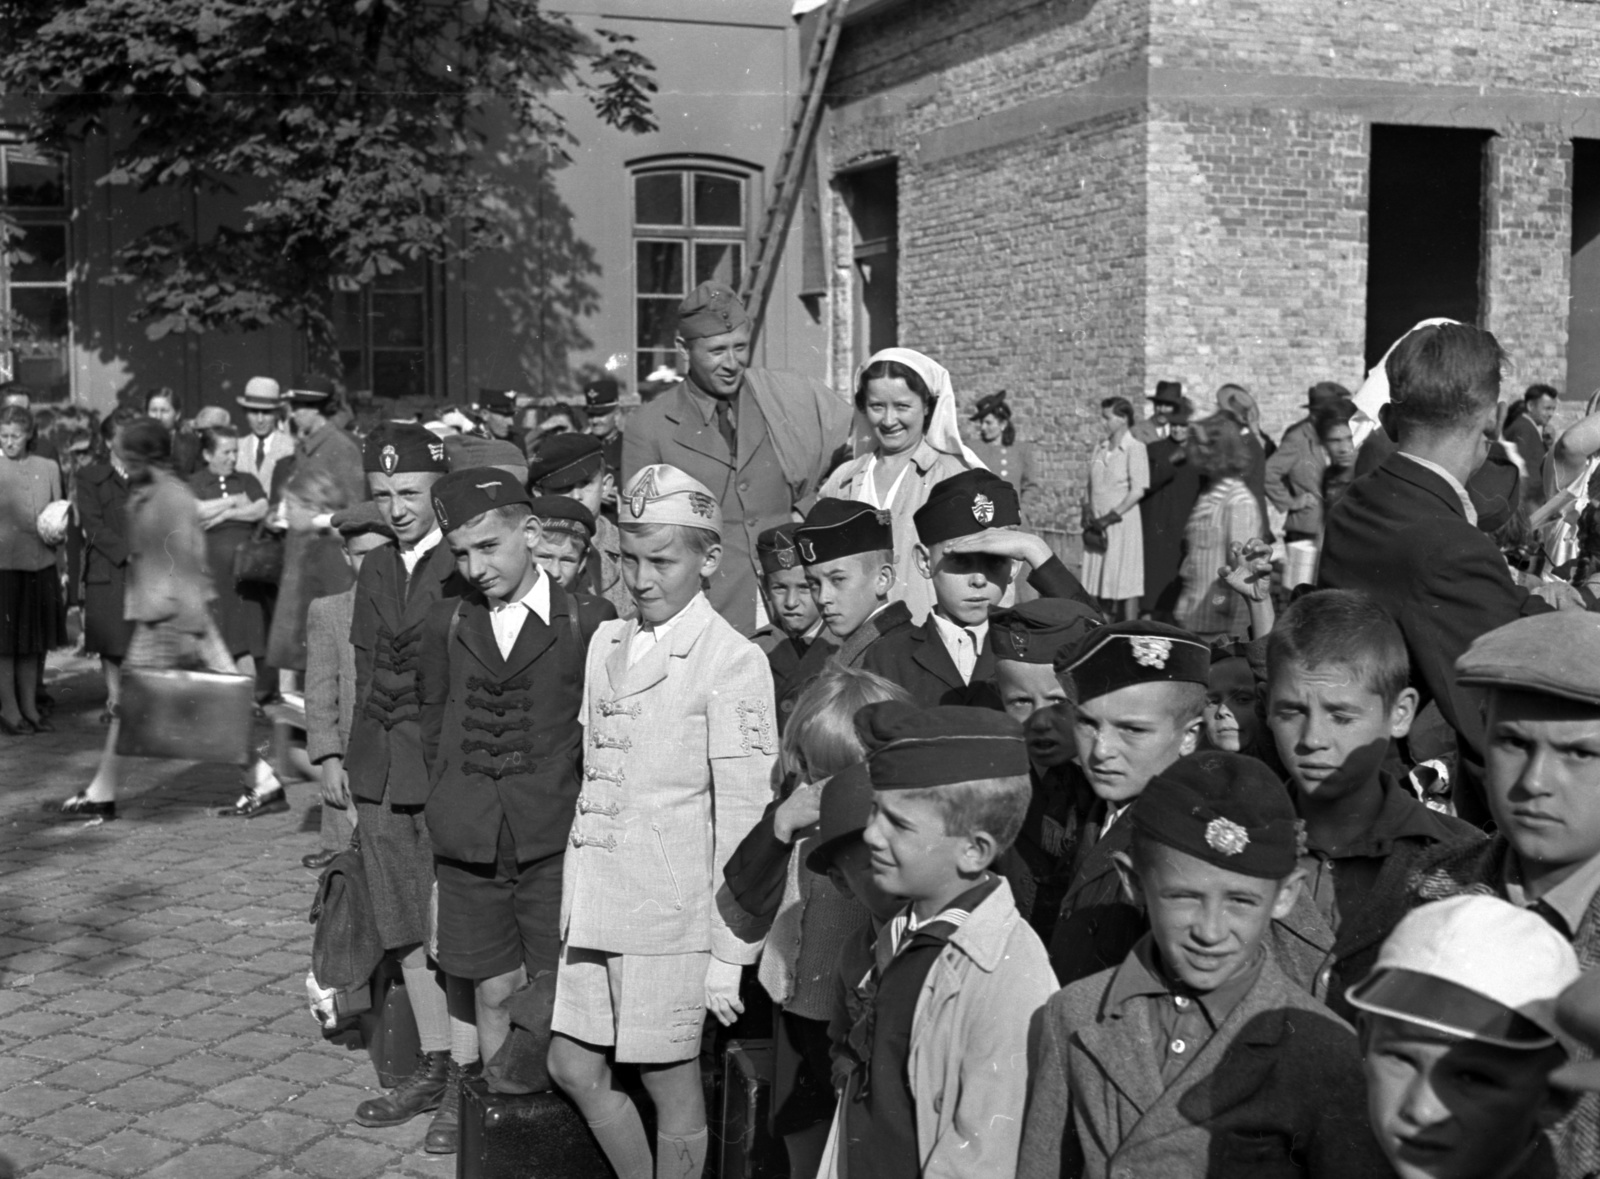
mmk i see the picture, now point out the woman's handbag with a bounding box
[233,523,284,587]
[1081,503,1108,554]
[115,669,254,765]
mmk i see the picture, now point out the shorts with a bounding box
[435,821,562,982]
[551,944,710,1064]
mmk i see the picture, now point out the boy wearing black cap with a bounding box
[862,469,1098,708]
[528,495,598,595]
[753,521,822,692]
[1047,621,1211,984]
[839,701,1057,1179]
[344,422,472,1143]
[415,468,614,1145]
[528,431,632,619]
[1018,751,1385,1179]
[986,599,1104,941]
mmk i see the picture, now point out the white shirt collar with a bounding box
[399,526,443,574]
[493,566,551,623]
[1398,452,1478,526]
[930,611,989,683]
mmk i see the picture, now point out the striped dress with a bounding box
[1175,477,1261,640]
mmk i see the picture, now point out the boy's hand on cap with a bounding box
[705,958,744,1027]
[773,780,824,844]
[937,528,1052,567]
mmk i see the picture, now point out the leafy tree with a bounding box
[0,0,656,352]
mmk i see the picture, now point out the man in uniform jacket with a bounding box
[1320,323,1556,827]
[621,281,853,636]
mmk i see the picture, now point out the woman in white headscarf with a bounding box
[818,347,983,621]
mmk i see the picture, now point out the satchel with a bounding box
[310,835,385,993]
[233,523,284,586]
[115,668,254,765]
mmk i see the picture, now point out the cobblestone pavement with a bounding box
[0,657,453,1179]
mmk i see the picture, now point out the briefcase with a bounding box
[457,1079,611,1179]
[361,953,422,1089]
[721,1040,782,1179]
[115,668,254,765]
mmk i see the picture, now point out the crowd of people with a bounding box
[15,283,1600,1179]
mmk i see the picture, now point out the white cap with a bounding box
[1347,895,1579,1049]
[620,464,721,538]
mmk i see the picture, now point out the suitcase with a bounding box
[720,1040,783,1179]
[115,667,254,764]
[457,1077,613,1179]
[359,953,421,1088]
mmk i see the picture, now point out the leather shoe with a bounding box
[217,788,290,818]
[355,1050,450,1127]
[424,1058,480,1154]
[57,793,116,820]
[302,848,340,871]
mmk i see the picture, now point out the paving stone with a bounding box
[216,1032,303,1063]
[37,1058,148,1093]
[3,950,83,974]
[202,970,280,997]
[0,1009,77,1037]
[130,1100,249,1143]
[0,1081,82,1118]
[15,1033,113,1063]
[292,1134,399,1179]
[49,988,137,1016]
[0,988,38,1016]
[174,1013,256,1042]
[105,1036,204,1067]
[262,1051,356,1085]
[23,1165,107,1179]
[93,1075,195,1112]
[75,1010,168,1042]
[0,1053,53,1085]
[144,1143,273,1179]
[128,990,219,1018]
[25,1103,137,1146]
[209,993,293,1020]
[209,1074,305,1112]
[225,1110,331,1155]
[65,1129,183,1176]
[157,1052,255,1088]
[15,971,95,996]
[282,1083,375,1125]
[49,935,122,959]
[0,1134,70,1170]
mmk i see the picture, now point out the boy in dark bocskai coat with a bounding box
[1019,751,1387,1179]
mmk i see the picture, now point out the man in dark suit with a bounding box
[1320,322,1563,827]
[621,282,853,636]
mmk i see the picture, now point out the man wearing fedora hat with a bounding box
[235,376,295,494]
[1132,380,1184,445]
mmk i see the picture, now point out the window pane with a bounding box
[636,240,684,297]
[635,172,684,227]
[373,257,426,291]
[638,349,682,387]
[637,296,681,353]
[693,173,743,228]
[694,241,743,289]
[372,350,427,401]
[339,349,367,393]
[371,292,424,348]
[7,287,71,400]
[2,150,66,208]
[8,222,68,283]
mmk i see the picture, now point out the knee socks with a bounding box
[585,1097,654,1179]
[656,1127,709,1179]
[444,973,479,1064]
[400,948,450,1055]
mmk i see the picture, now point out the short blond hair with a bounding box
[900,775,1031,854]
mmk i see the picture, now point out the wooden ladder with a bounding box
[739,0,847,346]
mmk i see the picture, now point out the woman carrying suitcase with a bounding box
[59,417,283,820]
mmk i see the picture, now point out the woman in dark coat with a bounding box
[76,408,140,722]
[188,426,269,675]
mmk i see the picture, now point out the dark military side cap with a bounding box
[363,422,449,476]
[431,468,532,535]
[804,763,876,875]
[913,469,1020,547]
[1131,751,1299,880]
[677,282,751,341]
[478,387,517,415]
[1455,613,1600,707]
[530,494,596,540]
[988,599,1102,665]
[757,522,803,576]
[857,701,1028,791]
[528,432,605,491]
[584,377,621,411]
[1056,619,1211,703]
[795,499,892,565]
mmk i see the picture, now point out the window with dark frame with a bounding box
[633,165,749,392]
[333,258,435,404]
[0,140,72,401]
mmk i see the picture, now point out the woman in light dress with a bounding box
[1080,397,1148,620]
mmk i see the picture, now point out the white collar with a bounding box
[930,610,989,648]
[1398,452,1478,526]
[492,566,551,624]
[403,526,442,558]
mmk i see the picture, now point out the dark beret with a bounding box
[1131,751,1299,880]
[858,701,1029,790]
[430,467,532,535]
[330,501,395,541]
[528,432,605,491]
[969,390,1010,421]
[1456,613,1600,707]
[1056,620,1211,703]
[804,762,875,875]
[757,522,802,577]
[530,494,596,540]
[478,388,517,414]
[988,599,1103,665]
[285,372,337,404]
[795,499,892,565]
[363,422,449,476]
[913,469,1021,547]
[584,378,621,411]
[677,282,750,341]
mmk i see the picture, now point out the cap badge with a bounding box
[972,493,995,525]
[379,444,399,475]
[1129,636,1173,669]
[1010,632,1029,657]
[476,480,501,501]
[1205,817,1250,857]
[776,548,797,570]
[433,498,449,531]
[628,468,658,519]
[688,490,717,520]
[428,442,445,463]
[875,510,892,526]
[797,537,817,563]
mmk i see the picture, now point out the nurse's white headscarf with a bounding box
[1351,317,1460,449]
[855,347,987,471]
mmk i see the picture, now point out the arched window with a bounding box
[631,160,753,392]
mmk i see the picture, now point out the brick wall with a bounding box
[1483,127,1572,389]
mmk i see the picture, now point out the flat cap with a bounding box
[364,422,449,476]
[913,469,1020,547]
[804,762,876,875]
[795,499,892,566]
[858,701,1028,791]
[1056,619,1211,702]
[677,282,750,341]
[477,388,517,415]
[528,432,605,491]
[330,501,395,540]
[285,372,337,405]
[430,467,531,535]
[584,377,621,411]
[1455,613,1600,707]
[1131,751,1298,880]
[530,495,596,540]
[620,463,721,536]
[1350,895,1577,1057]
[757,522,803,577]
[988,599,1103,665]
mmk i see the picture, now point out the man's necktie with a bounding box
[714,398,737,457]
